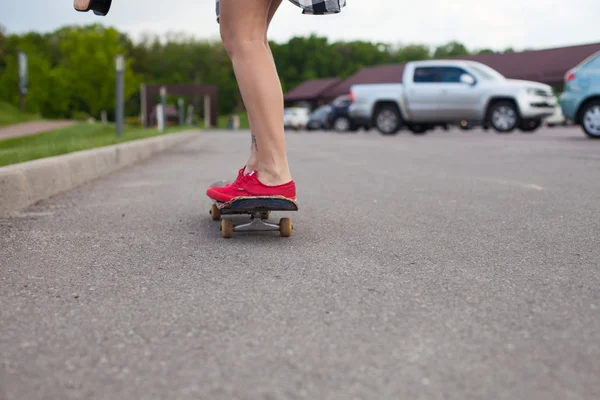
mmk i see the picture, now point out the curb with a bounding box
[0,130,200,217]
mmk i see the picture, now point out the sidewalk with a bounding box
[0,121,77,140]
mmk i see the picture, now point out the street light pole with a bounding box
[178,98,185,126]
[159,86,167,132]
[115,55,125,138]
[18,51,28,113]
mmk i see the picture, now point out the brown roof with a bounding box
[283,78,341,101]
[322,42,600,99]
[323,64,405,99]
[461,42,600,83]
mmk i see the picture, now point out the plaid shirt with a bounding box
[288,0,346,15]
[216,0,345,22]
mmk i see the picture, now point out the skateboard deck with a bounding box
[74,0,112,16]
[209,197,298,238]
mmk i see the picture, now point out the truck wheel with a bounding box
[519,118,542,133]
[581,100,600,139]
[488,101,519,133]
[374,104,402,135]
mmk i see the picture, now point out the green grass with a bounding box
[216,112,250,129]
[0,122,189,167]
[0,101,42,127]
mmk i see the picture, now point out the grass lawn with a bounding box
[0,122,190,167]
[0,101,42,127]
[216,112,250,129]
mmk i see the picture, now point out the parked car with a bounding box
[348,59,557,135]
[560,50,600,138]
[325,95,371,132]
[283,107,310,130]
[306,105,332,130]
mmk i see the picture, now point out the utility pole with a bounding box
[115,55,125,138]
[178,98,185,126]
[204,95,211,128]
[18,51,28,113]
[159,86,167,132]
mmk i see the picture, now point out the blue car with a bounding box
[306,105,332,130]
[560,50,600,138]
[326,95,371,132]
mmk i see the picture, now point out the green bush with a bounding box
[72,111,91,121]
[126,116,141,126]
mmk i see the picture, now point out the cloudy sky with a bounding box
[2,0,599,51]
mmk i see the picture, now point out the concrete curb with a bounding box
[0,130,200,217]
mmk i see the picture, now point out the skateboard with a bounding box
[209,197,298,239]
[74,0,112,16]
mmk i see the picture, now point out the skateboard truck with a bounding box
[209,197,297,238]
[74,0,112,16]
[220,212,292,238]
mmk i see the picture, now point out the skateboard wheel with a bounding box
[221,219,234,238]
[279,218,292,237]
[210,204,221,221]
[260,211,271,220]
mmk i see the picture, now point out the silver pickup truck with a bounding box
[348,60,557,134]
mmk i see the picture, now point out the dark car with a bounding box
[306,105,333,130]
[326,95,371,132]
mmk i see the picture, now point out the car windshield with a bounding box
[468,63,506,81]
[312,106,331,118]
[332,96,349,107]
[580,51,600,69]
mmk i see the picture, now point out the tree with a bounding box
[392,44,431,62]
[0,35,70,117]
[58,25,141,118]
[433,41,470,58]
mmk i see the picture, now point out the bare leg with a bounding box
[219,0,292,186]
[245,0,283,173]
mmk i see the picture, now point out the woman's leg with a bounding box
[245,0,283,173]
[219,0,292,186]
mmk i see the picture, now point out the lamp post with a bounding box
[115,55,125,138]
[178,98,185,126]
[159,86,167,132]
[18,51,28,113]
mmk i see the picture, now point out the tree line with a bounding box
[0,24,515,122]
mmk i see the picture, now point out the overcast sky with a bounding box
[2,0,599,51]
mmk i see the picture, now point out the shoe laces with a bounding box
[233,171,255,188]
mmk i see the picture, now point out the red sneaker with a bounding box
[206,170,296,203]
[208,166,246,189]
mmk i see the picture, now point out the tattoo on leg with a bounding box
[251,134,258,151]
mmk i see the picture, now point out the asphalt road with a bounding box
[1,126,599,400]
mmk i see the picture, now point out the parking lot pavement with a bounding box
[1,126,599,400]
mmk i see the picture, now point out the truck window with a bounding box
[468,63,505,80]
[440,67,469,83]
[413,67,440,83]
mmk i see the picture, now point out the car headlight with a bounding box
[526,88,550,97]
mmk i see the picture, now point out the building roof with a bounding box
[283,78,341,101]
[323,64,405,99]
[461,42,600,83]
[321,42,600,99]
